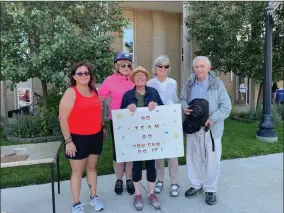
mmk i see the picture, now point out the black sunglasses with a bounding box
[75,72,90,77]
[157,65,170,69]
[120,64,132,69]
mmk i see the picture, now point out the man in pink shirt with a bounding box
[98,52,135,195]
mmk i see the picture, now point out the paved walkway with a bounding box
[1,153,283,213]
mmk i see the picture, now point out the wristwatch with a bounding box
[102,124,107,129]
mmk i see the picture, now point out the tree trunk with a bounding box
[41,81,48,106]
[0,80,8,125]
[256,82,263,111]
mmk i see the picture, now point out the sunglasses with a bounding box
[120,64,132,69]
[157,65,170,69]
[75,72,90,77]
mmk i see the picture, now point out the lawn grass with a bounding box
[1,119,283,189]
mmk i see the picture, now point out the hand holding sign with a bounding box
[148,101,157,111]
[127,104,137,112]
[112,104,184,162]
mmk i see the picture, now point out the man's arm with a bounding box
[209,81,232,122]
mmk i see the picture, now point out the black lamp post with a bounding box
[256,1,278,142]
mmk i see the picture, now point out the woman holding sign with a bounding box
[98,52,135,196]
[121,66,163,211]
[59,60,106,213]
[147,55,180,197]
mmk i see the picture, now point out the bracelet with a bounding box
[64,137,72,143]
[65,140,72,144]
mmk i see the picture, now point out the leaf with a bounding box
[0,1,128,102]
[184,1,284,82]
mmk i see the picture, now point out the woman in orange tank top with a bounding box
[59,60,107,213]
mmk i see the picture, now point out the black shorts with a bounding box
[110,119,117,161]
[64,129,104,160]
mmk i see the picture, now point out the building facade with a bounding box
[1,2,283,122]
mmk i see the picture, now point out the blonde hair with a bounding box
[114,59,133,73]
[152,55,171,76]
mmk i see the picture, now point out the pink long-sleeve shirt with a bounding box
[98,73,135,119]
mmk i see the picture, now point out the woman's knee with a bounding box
[71,168,84,177]
[70,159,87,177]
[86,165,97,173]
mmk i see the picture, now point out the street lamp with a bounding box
[256,1,278,142]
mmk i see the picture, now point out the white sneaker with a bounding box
[89,195,104,211]
[72,203,85,213]
[154,181,163,194]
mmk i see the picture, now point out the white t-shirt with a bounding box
[147,77,179,105]
[240,83,246,93]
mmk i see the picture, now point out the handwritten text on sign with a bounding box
[112,104,184,162]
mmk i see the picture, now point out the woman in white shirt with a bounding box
[147,55,180,197]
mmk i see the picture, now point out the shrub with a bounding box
[3,108,61,138]
[39,87,65,115]
[256,104,284,123]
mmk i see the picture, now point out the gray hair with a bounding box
[152,55,171,75]
[192,56,211,67]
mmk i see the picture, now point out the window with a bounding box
[123,22,134,62]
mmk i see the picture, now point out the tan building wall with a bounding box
[135,10,153,72]
[277,80,283,88]
[32,78,54,96]
[219,72,236,104]
[112,8,181,89]
[165,13,181,90]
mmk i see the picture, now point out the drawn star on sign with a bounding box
[173,133,179,138]
[116,113,122,119]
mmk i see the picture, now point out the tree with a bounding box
[184,1,284,106]
[269,1,284,24]
[0,1,128,105]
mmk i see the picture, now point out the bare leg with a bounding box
[125,162,133,180]
[115,161,125,180]
[148,182,155,195]
[134,181,141,195]
[86,154,99,197]
[156,159,165,182]
[70,158,88,204]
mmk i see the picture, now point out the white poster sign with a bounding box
[112,104,184,163]
[17,88,32,108]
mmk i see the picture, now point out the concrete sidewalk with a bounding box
[1,153,283,213]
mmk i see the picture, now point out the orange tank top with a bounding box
[68,86,102,135]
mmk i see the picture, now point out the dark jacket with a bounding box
[121,86,164,109]
[272,83,278,93]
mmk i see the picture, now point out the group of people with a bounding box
[59,52,232,213]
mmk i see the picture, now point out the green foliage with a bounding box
[231,104,283,124]
[0,1,128,101]
[1,120,283,188]
[39,87,65,114]
[185,1,284,82]
[256,104,284,124]
[3,108,61,138]
[229,95,235,118]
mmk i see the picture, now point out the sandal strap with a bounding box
[156,181,163,187]
[170,184,180,191]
